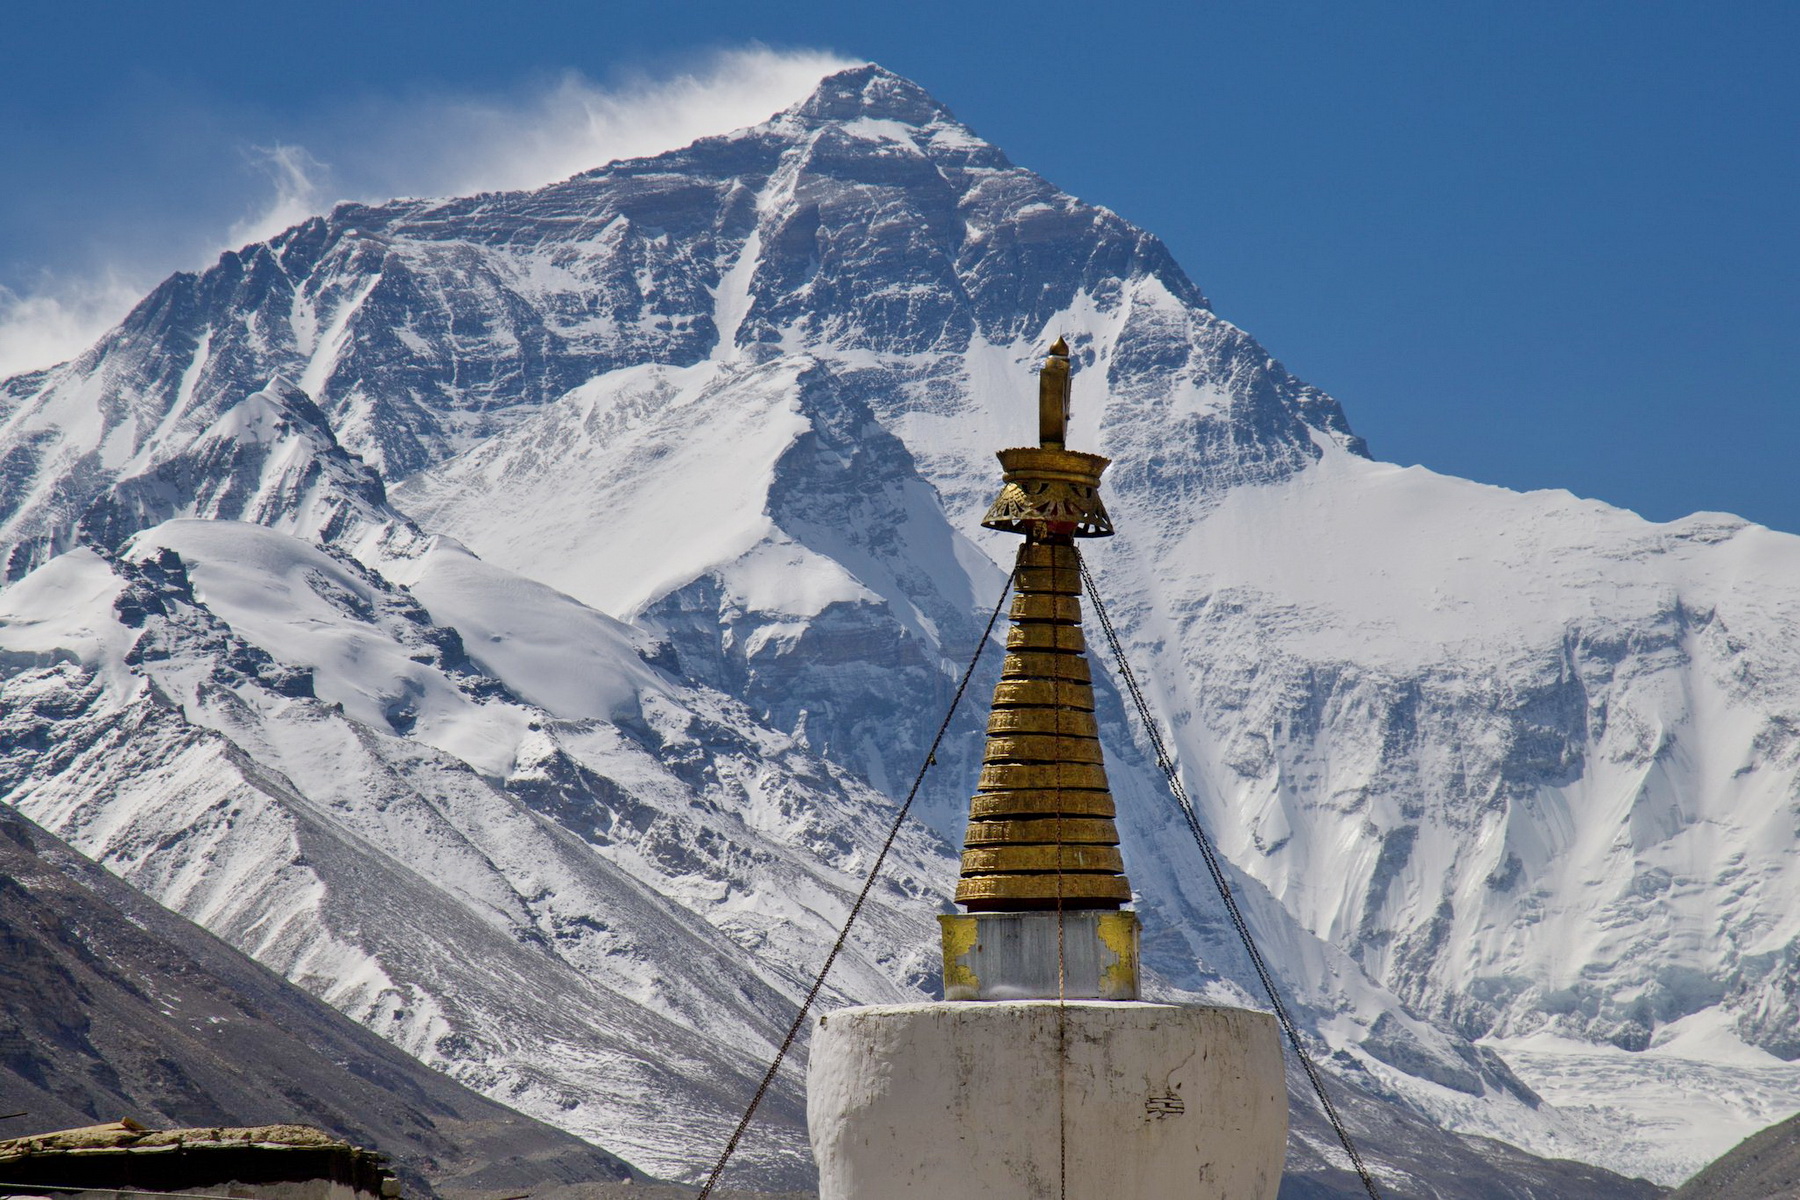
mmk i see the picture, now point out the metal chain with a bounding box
[1076,549,1386,1200]
[693,567,1016,1200]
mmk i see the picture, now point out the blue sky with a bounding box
[3,1,1794,530]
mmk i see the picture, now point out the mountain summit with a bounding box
[0,64,1794,1191]
[788,62,961,127]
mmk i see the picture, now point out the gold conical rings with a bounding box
[954,539,1132,911]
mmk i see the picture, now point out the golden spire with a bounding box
[953,337,1131,913]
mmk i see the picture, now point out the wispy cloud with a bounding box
[0,45,856,381]
[366,47,858,199]
[0,271,147,383]
[227,143,333,248]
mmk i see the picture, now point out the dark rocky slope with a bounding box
[0,802,635,1196]
[1668,1110,1800,1200]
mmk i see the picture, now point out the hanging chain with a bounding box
[693,568,1016,1200]
[1076,549,1386,1200]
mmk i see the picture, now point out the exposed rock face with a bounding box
[1,62,1794,1188]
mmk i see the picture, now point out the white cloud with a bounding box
[381,46,860,199]
[0,271,147,383]
[0,45,857,379]
[227,143,332,248]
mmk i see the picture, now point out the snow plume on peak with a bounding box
[0,47,856,382]
[227,144,333,250]
[0,273,146,382]
[293,47,874,231]
[390,48,862,198]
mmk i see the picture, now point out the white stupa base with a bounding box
[806,1000,1286,1200]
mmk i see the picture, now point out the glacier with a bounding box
[0,60,1792,1190]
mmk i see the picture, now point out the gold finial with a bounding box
[984,338,1111,539]
[1039,338,1071,448]
[953,340,1131,914]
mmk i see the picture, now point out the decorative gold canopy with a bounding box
[954,338,1132,912]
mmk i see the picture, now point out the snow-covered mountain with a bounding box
[0,516,967,1183]
[0,61,1790,1189]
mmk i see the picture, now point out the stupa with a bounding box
[805,341,1289,1199]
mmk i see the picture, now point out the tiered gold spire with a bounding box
[953,338,1132,913]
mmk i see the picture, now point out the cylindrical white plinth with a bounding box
[807,1001,1286,1200]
